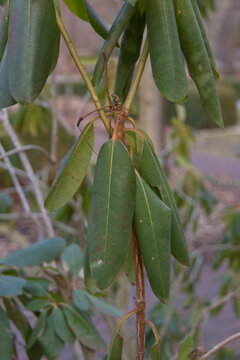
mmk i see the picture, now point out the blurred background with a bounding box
[0,0,240,359]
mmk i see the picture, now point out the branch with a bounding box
[50,74,59,162]
[0,144,54,163]
[202,332,240,360]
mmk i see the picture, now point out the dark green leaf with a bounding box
[139,0,146,14]
[87,140,136,289]
[27,311,47,350]
[84,291,124,317]
[151,340,161,360]
[107,331,123,360]
[0,48,16,109]
[3,298,29,338]
[0,3,8,61]
[63,244,83,277]
[52,307,75,344]
[0,275,25,296]
[26,298,49,312]
[139,139,190,265]
[8,0,59,103]
[64,305,106,350]
[73,289,91,311]
[24,278,50,297]
[40,313,64,359]
[0,306,13,360]
[45,122,94,211]
[121,246,136,284]
[134,173,171,301]
[178,334,193,360]
[124,0,138,5]
[0,237,66,266]
[146,0,188,103]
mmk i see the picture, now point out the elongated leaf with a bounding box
[146,0,188,103]
[87,140,136,289]
[0,275,25,296]
[27,311,47,350]
[26,298,49,312]
[0,48,16,109]
[0,3,8,61]
[24,278,50,297]
[84,242,99,294]
[0,237,66,266]
[8,0,59,103]
[121,246,136,284]
[139,139,190,265]
[107,331,123,360]
[84,291,124,317]
[178,334,193,360]
[40,313,64,359]
[134,173,171,301]
[151,341,161,360]
[64,0,109,39]
[64,305,106,350]
[0,306,13,360]
[174,0,223,129]
[45,122,94,211]
[3,298,29,338]
[63,244,83,277]
[73,289,91,311]
[52,307,75,344]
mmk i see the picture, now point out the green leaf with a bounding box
[107,331,123,360]
[0,47,16,109]
[151,341,161,360]
[0,275,25,296]
[0,4,8,61]
[73,289,91,311]
[138,139,190,265]
[63,0,109,39]
[24,278,50,297]
[84,291,124,317]
[84,242,99,294]
[174,0,223,129]
[178,334,193,360]
[52,307,75,344]
[124,0,138,6]
[139,0,146,14]
[134,172,171,301]
[8,0,59,103]
[146,0,188,103]
[26,298,49,312]
[27,311,47,350]
[121,246,136,284]
[87,140,136,289]
[45,122,94,211]
[64,305,106,350]
[0,306,13,360]
[0,237,66,266]
[63,244,83,277]
[3,298,29,338]
[40,313,64,359]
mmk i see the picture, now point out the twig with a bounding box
[0,109,54,238]
[0,144,54,163]
[202,332,240,360]
[50,74,59,162]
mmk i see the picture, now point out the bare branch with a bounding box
[0,144,55,163]
[202,332,240,360]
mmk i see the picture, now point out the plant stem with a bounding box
[124,37,149,114]
[55,10,112,136]
[202,332,240,360]
[131,225,146,360]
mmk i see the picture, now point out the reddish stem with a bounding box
[131,225,146,360]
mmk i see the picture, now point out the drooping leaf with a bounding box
[138,139,190,265]
[0,47,16,109]
[146,0,188,103]
[64,305,106,350]
[26,298,49,312]
[63,244,83,277]
[63,0,109,39]
[87,139,136,289]
[0,3,8,61]
[45,122,94,211]
[40,313,64,359]
[151,340,161,360]
[73,288,91,311]
[84,291,124,317]
[134,172,171,301]
[106,331,123,360]
[8,0,59,103]
[0,275,26,296]
[121,246,136,284]
[0,306,13,360]
[84,242,99,294]
[27,311,47,350]
[178,334,193,360]
[3,298,29,338]
[0,237,66,266]
[52,307,75,344]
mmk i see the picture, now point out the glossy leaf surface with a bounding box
[139,139,190,265]
[87,140,135,289]
[146,0,188,103]
[52,308,75,344]
[45,122,94,211]
[0,275,25,296]
[134,172,171,301]
[64,305,106,350]
[0,306,13,360]
[175,0,223,129]
[63,244,83,277]
[107,331,123,360]
[0,48,16,109]
[8,0,59,103]
[0,237,66,266]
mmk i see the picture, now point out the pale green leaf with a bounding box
[178,334,193,360]
[0,275,25,296]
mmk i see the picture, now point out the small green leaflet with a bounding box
[178,334,193,359]
[0,306,13,360]
[27,311,47,350]
[107,331,123,360]
[45,122,94,211]
[63,244,83,277]
[40,313,64,359]
[0,237,66,266]
[0,276,26,296]
[52,307,75,344]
